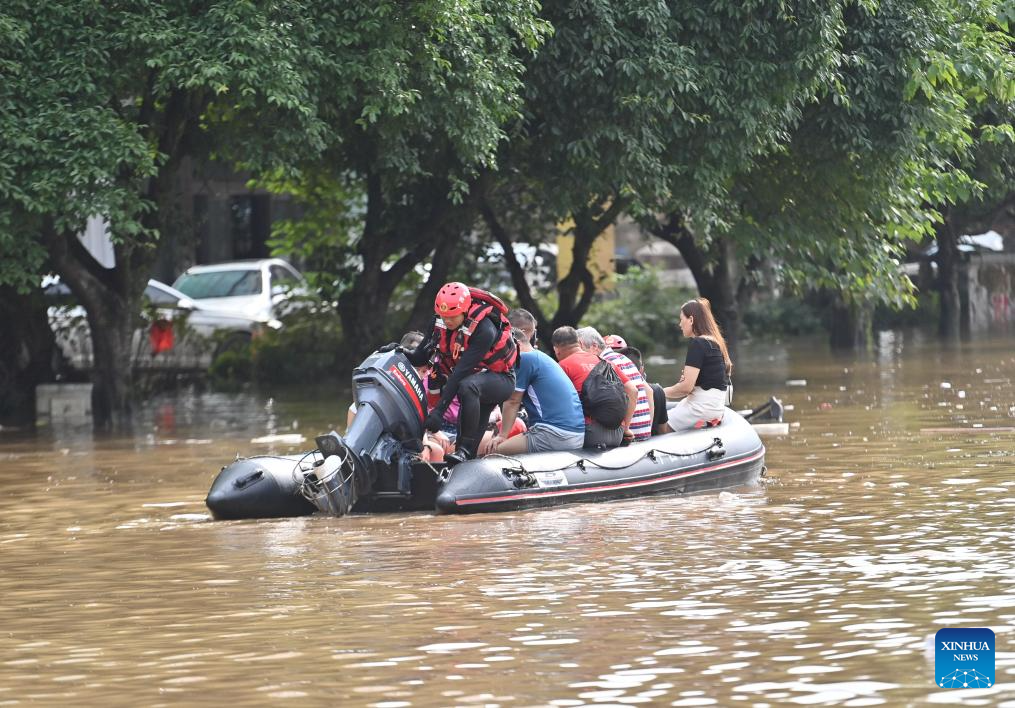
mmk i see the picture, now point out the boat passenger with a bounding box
[552,325,624,449]
[661,297,732,432]
[576,327,654,443]
[477,405,528,455]
[487,310,585,455]
[405,282,518,465]
[604,334,627,351]
[617,345,668,436]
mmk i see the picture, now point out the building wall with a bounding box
[967,253,1015,331]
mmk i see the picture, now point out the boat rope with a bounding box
[410,453,453,483]
[484,437,725,475]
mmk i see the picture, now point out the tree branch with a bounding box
[481,197,547,324]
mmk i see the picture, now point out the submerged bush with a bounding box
[576,267,695,356]
[742,298,825,338]
[208,305,344,386]
[873,289,939,330]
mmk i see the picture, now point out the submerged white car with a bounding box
[46,278,281,372]
[171,259,309,321]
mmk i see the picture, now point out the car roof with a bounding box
[181,258,296,274]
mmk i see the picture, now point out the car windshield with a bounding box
[144,283,181,307]
[174,270,262,299]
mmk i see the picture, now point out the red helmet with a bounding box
[604,334,627,350]
[435,282,472,317]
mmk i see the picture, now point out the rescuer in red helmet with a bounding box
[404,282,518,465]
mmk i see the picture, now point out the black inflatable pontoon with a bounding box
[205,349,765,520]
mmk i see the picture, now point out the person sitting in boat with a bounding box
[577,327,654,443]
[477,405,528,455]
[487,309,585,455]
[661,297,732,431]
[405,282,518,466]
[617,345,669,436]
[552,325,625,449]
[603,333,627,351]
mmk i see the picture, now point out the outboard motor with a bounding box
[205,349,429,520]
[298,349,428,516]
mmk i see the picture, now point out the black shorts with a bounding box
[651,383,668,427]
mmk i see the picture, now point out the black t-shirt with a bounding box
[684,337,727,391]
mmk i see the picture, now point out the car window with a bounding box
[270,266,300,293]
[174,270,262,299]
[144,284,180,306]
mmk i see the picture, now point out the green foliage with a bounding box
[263,172,366,303]
[514,0,849,220]
[575,267,695,356]
[726,0,1015,311]
[208,350,252,389]
[742,298,827,339]
[873,289,941,329]
[208,307,345,386]
[0,0,338,280]
[248,308,345,385]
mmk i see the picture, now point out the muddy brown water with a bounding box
[1,330,1013,706]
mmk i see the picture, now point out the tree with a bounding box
[0,0,547,424]
[652,0,1015,352]
[263,1,549,363]
[482,0,853,345]
[933,103,1015,338]
[0,1,337,427]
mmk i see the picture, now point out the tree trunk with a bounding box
[0,286,56,426]
[339,276,396,365]
[551,206,607,332]
[828,299,872,351]
[936,220,962,340]
[85,293,137,428]
[404,228,461,335]
[337,174,459,364]
[481,198,554,343]
[653,216,741,365]
[483,197,623,344]
[43,219,151,430]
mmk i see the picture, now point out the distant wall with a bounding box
[966,253,1015,331]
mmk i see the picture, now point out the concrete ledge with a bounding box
[36,383,93,425]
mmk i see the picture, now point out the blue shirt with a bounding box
[514,350,585,433]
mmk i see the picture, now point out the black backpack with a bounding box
[580,359,628,429]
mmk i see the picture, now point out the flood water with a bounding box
[1,330,1014,706]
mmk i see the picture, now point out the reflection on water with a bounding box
[1,331,1014,705]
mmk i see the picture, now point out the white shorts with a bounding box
[667,387,727,431]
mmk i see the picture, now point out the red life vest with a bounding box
[431,288,517,378]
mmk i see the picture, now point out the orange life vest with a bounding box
[431,288,517,378]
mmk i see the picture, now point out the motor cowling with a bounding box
[304,350,428,515]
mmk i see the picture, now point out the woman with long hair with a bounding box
[661,298,732,431]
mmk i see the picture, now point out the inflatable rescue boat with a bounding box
[205,349,766,520]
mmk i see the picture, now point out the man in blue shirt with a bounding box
[488,309,586,455]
